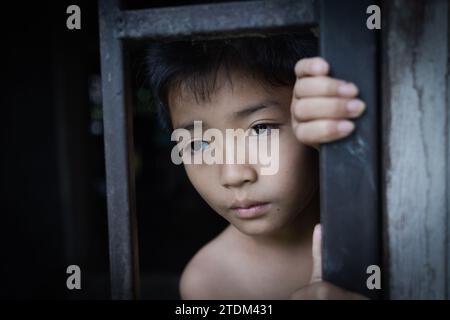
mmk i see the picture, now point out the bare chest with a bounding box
[217,246,312,299]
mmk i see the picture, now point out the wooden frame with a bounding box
[98,0,380,299]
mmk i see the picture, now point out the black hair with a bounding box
[146,33,318,131]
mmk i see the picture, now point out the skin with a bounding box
[291,57,365,146]
[169,57,366,299]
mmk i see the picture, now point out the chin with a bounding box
[233,217,285,236]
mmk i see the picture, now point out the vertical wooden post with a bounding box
[98,0,140,300]
[320,0,381,299]
[382,0,449,299]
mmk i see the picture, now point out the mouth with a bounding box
[230,200,270,219]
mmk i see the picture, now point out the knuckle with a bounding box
[295,124,304,139]
[295,124,309,143]
[294,61,301,76]
[294,100,307,120]
[309,56,322,64]
[323,121,337,138]
[326,79,339,95]
[295,79,307,97]
[338,98,349,115]
[295,59,307,76]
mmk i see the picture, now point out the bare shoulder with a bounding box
[179,225,242,299]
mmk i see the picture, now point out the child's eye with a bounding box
[249,123,278,136]
[186,140,210,154]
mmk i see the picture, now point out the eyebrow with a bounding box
[175,122,209,132]
[232,100,281,118]
[174,99,281,131]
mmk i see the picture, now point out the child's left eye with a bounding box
[249,123,277,136]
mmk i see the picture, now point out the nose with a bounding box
[220,163,258,189]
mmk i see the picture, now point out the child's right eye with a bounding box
[185,140,210,155]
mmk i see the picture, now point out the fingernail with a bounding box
[338,83,357,96]
[347,99,365,115]
[337,121,355,134]
[312,61,324,73]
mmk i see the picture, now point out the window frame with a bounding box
[98,0,380,299]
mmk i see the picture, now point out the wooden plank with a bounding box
[98,0,141,299]
[448,1,450,300]
[382,0,449,299]
[116,0,317,40]
[319,0,380,299]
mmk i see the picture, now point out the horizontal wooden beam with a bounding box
[115,0,317,40]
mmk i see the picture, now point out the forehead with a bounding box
[168,69,292,128]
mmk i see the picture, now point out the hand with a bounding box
[290,57,366,150]
[290,224,368,300]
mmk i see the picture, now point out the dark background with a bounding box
[1,0,228,299]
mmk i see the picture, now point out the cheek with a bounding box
[275,138,319,197]
[184,165,222,208]
[184,165,208,194]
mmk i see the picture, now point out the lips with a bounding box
[230,200,270,219]
[230,199,266,209]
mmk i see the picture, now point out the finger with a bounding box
[294,120,355,145]
[310,224,322,283]
[292,98,366,122]
[295,57,330,78]
[294,76,358,99]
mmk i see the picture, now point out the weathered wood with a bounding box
[98,0,141,299]
[382,0,449,299]
[116,0,317,40]
[320,0,380,299]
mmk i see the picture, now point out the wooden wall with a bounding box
[382,0,449,299]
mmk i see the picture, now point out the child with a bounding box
[146,33,366,299]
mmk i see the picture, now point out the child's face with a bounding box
[168,68,319,236]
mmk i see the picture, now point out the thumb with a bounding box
[310,223,322,283]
